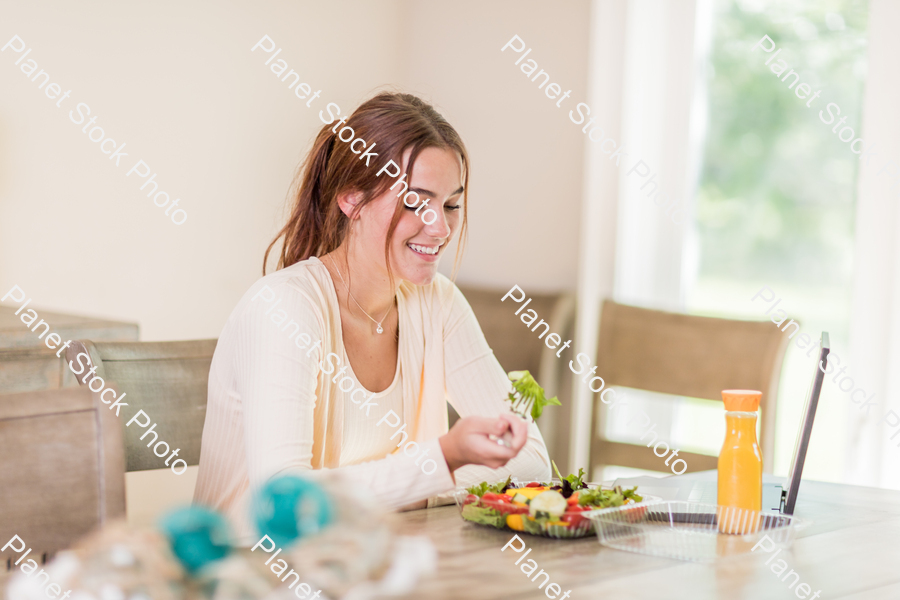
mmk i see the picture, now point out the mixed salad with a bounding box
[459,462,643,538]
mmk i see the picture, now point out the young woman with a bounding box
[194,92,551,540]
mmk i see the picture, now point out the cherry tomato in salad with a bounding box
[526,482,543,488]
[464,494,479,505]
[479,492,526,514]
[562,511,588,527]
[492,503,529,515]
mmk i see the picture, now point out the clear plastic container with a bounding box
[589,501,800,562]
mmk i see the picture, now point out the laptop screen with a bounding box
[783,332,830,515]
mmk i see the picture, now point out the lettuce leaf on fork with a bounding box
[506,370,561,420]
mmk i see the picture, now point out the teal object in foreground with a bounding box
[158,507,232,573]
[253,475,334,548]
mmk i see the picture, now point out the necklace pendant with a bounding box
[376,324,384,334]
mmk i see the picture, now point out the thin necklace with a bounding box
[327,256,393,334]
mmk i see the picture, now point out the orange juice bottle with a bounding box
[717,390,762,534]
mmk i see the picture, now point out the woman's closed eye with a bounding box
[403,203,461,211]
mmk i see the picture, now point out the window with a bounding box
[685,0,870,479]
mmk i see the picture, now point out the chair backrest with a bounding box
[591,300,792,475]
[66,339,217,472]
[0,305,138,395]
[455,286,577,460]
[0,387,125,565]
[457,287,573,378]
[0,347,73,395]
[0,305,139,350]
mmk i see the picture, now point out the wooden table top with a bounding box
[392,476,900,600]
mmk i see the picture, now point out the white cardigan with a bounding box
[193,257,551,541]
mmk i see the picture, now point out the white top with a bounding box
[339,346,405,465]
[193,257,551,542]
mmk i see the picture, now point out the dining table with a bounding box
[390,471,900,600]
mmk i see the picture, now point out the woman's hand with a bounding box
[438,413,529,473]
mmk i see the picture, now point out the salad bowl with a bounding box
[453,472,657,539]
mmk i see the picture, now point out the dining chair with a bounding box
[0,387,125,569]
[590,299,792,476]
[66,339,217,472]
[456,285,577,463]
[0,346,72,395]
[0,305,139,395]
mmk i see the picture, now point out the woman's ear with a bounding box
[336,191,363,219]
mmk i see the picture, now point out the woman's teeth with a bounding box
[409,243,439,255]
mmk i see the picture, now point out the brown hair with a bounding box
[263,92,469,277]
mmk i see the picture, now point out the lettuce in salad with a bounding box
[466,475,513,497]
[551,460,588,498]
[577,485,643,508]
[521,515,546,535]
[461,504,506,529]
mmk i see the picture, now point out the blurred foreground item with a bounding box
[67,339,217,471]
[6,475,434,600]
[250,474,435,600]
[7,523,188,600]
[0,305,138,394]
[0,387,125,569]
[591,300,791,476]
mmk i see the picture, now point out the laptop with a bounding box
[614,332,830,516]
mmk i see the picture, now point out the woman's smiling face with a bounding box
[353,146,464,286]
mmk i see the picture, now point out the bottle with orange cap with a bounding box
[717,389,763,533]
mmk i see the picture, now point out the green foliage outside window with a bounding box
[696,0,869,286]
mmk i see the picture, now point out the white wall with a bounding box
[405,1,591,293]
[846,0,900,489]
[0,0,404,341]
[0,0,592,343]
